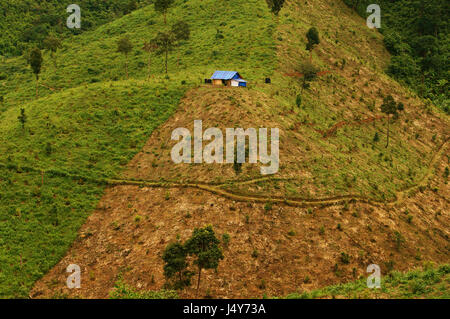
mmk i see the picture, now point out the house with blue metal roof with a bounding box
[211,71,247,87]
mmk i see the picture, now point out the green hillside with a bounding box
[0,0,276,298]
[0,0,448,300]
[283,264,450,299]
[343,0,449,112]
[0,0,143,57]
[0,0,275,112]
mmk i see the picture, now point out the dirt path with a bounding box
[1,139,447,210]
[100,138,448,208]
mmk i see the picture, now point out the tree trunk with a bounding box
[165,49,168,74]
[196,267,202,296]
[148,54,151,80]
[36,75,39,99]
[164,12,167,24]
[386,115,390,148]
[125,54,129,79]
[309,50,312,63]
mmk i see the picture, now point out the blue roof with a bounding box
[211,71,240,80]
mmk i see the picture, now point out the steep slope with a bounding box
[31,0,448,299]
[1,0,448,299]
[0,0,276,299]
[284,264,450,299]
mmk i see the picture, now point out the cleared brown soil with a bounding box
[31,154,448,298]
[31,0,449,298]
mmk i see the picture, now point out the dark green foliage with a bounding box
[152,31,176,74]
[387,55,420,85]
[381,94,403,147]
[296,94,302,107]
[17,108,26,129]
[0,0,143,57]
[117,37,133,78]
[171,21,190,42]
[373,132,379,142]
[151,20,190,75]
[340,252,350,264]
[265,0,285,15]
[29,48,43,80]
[306,27,320,52]
[381,94,398,147]
[343,0,449,110]
[43,35,61,66]
[117,37,133,55]
[162,226,224,293]
[162,242,193,289]
[154,0,175,24]
[185,226,224,293]
[298,62,319,92]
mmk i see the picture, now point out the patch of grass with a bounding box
[109,280,178,299]
[282,264,450,299]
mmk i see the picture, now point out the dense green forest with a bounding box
[344,0,449,113]
[0,0,144,57]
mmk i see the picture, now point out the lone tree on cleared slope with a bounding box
[266,0,286,15]
[29,48,43,98]
[298,61,319,93]
[117,37,133,79]
[154,0,175,24]
[162,241,193,290]
[184,226,224,296]
[306,27,320,62]
[381,94,404,147]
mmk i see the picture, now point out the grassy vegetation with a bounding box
[0,0,276,298]
[283,264,450,299]
[0,81,184,298]
[0,0,276,112]
[109,280,178,299]
[0,0,144,57]
[343,0,449,112]
[0,0,447,299]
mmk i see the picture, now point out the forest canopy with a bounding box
[344,0,449,112]
[0,0,142,57]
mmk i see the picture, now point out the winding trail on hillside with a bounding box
[1,139,447,209]
[105,138,448,207]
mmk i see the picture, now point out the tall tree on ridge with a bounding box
[184,226,223,296]
[380,94,401,148]
[43,35,62,67]
[29,48,43,99]
[154,0,175,24]
[117,37,133,79]
[152,31,175,75]
[142,41,158,79]
[306,27,320,63]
